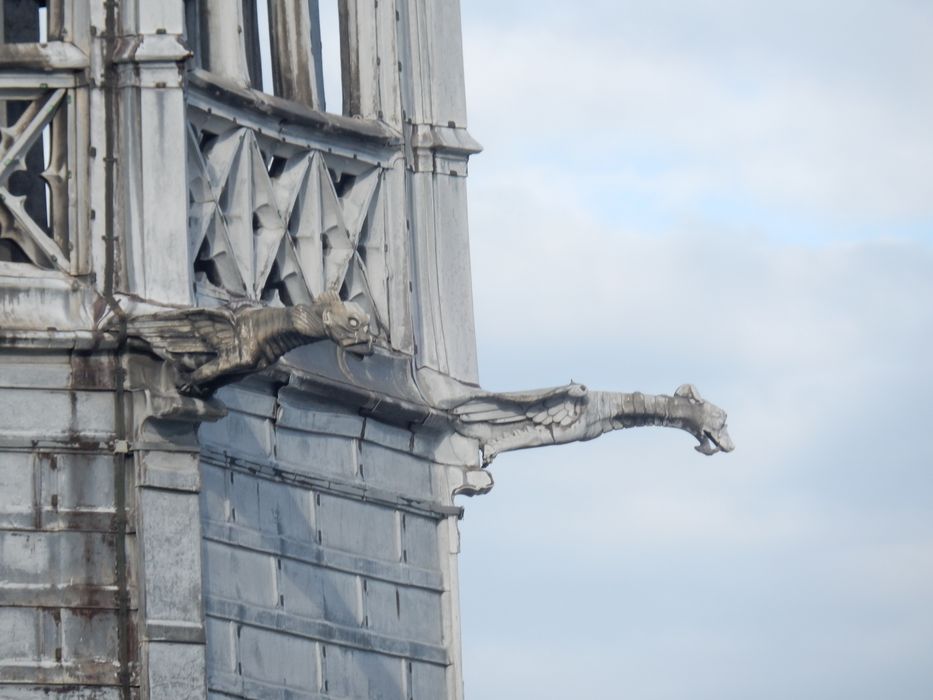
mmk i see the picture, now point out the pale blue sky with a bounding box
[457,2,933,698]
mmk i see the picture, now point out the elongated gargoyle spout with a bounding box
[445,382,733,465]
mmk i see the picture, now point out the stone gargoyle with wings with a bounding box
[115,291,373,395]
[445,382,734,465]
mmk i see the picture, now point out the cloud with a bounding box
[456,3,933,698]
[468,172,933,373]
[461,1,933,227]
[460,205,933,697]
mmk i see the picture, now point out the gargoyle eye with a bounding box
[348,318,359,329]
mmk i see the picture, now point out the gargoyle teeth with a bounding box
[694,436,719,455]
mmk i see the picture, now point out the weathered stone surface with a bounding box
[138,489,203,626]
[0,688,123,700]
[256,479,316,541]
[323,645,405,699]
[360,442,434,500]
[366,578,444,645]
[147,641,207,699]
[279,559,360,627]
[238,626,318,690]
[0,388,113,442]
[449,382,734,464]
[119,292,374,395]
[200,409,275,461]
[401,513,442,572]
[274,427,358,479]
[412,661,449,699]
[317,493,399,561]
[202,541,277,610]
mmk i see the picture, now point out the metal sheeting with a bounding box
[199,383,451,699]
[0,446,136,691]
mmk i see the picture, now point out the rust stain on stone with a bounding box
[70,350,115,390]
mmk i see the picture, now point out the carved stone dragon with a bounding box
[446,382,734,465]
[118,292,373,395]
[113,293,735,461]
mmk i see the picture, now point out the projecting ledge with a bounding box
[187,69,402,147]
[145,619,205,644]
[277,342,440,429]
[0,268,100,333]
[138,450,202,492]
[409,123,482,156]
[408,123,483,174]
[0,41,88,70]
[446,465,494,498]
[0,329,118,351]
[113,34,192,64]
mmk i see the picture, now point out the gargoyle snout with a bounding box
[695,424,735,455]
[715,426,735,452]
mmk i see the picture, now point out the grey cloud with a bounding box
[457,3,933,698]
[460,170,933,700]
[462,2,933,224]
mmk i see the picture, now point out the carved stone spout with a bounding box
[114,292,374,395]
[447,383,733,465]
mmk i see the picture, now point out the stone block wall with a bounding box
[0,348,135,698]
[198,382,459,700]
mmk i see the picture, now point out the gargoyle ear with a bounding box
[322,309,333,325]
[675,384,702,401]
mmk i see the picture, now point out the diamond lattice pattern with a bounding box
[0,88,70,271]
[188,126,389,334]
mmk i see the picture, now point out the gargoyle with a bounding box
[118,292,373,395]
[447,383,733,465]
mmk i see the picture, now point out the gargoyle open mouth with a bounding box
[342,339,374,357]
[695,427,735,455]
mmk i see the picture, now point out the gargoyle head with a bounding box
[316,294,374,356]
[674,384,735,455]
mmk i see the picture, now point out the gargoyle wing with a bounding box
[123,308,238,365]
[447,383,590,465]
[450,383,589,429]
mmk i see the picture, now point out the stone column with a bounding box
[122,352,226,700]
[398,0,482,384]
[110,1,193,306]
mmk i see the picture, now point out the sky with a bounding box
[455,2,933,698]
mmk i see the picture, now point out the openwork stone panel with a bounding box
[0,88,71,271]
[187,122,394,344]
